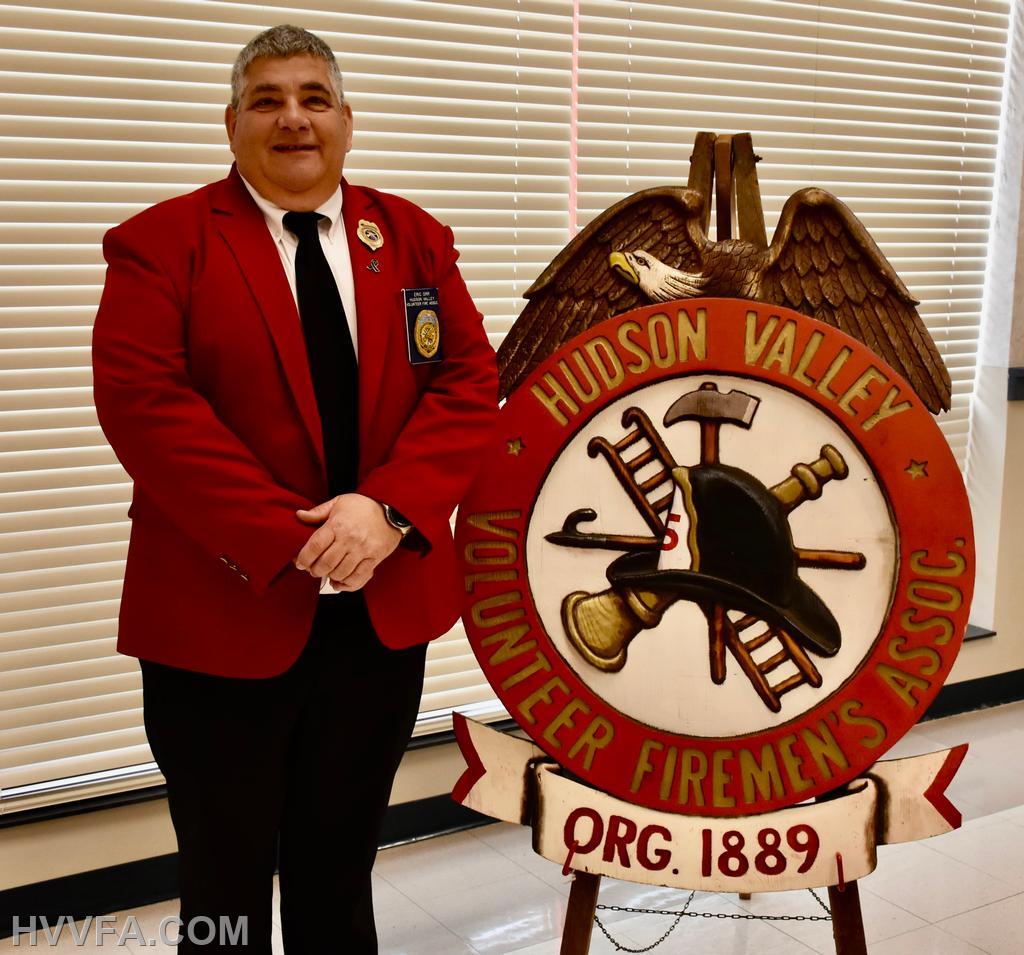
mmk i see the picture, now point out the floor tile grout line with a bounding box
[934,889,1024,932]
[380,881,456,932]
[923,826,1024,886]
[854,881,932,929]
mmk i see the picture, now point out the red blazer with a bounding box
[92,166,498,678]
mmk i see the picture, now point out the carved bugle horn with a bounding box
[562,586,675,672]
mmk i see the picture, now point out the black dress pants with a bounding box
[139,593,427,954]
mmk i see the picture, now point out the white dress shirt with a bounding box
[240,176,359,595]
[240,175,359,356]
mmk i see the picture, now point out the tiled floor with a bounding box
[5,701,1024,953]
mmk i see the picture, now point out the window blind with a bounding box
[0,0,571,807]
[576,0,1010,466]
[0,0,1010,812]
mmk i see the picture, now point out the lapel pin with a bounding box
[367,259,381,273]
[357,219,384,251]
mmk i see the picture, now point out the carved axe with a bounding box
[663,382,760,464]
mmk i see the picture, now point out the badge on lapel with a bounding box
[357,219,384,251]
[403,287,443,364]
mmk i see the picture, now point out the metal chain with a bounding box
[593,888,832,952]
[593,890,695,953]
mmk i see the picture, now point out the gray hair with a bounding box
[230,25,345,110]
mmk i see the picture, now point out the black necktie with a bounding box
[283,211,359,496]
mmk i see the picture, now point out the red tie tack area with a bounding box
[453,133,973,955]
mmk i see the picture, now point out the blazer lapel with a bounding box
[342,180,395,453]
[210,167,325,471]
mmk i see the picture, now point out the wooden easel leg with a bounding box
[827,880,867,955]
[560,872,601,955]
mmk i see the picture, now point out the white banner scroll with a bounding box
[453,715,967,894]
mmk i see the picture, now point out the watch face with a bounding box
[456,298,973,818]
[386,506,411,531]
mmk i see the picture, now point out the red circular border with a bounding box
[457,299,974,816]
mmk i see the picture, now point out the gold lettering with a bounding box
[518,676,569,724]
[745,311,778,364]
[838,366,888,416]
[738,745,785,803]
[778,734,813,793]
[839,700,886,749]
[801,721,849,780]
[900,608,954,646]
[583,337,625,390]
[500,651,552,690]
[464,540,517,565]
[480,623,535,666]
[542,698,592,748]
[567,716,614,770]
[793,330,824,386]
[876,663,931,708]
[887,635,941,677]
[907,580,962,612]
[677,749,707,807]
[531,373,580,426]
[631,739,662,794]
[762,320,796,375]
[677,307,708,361]
[617,320,652,374]
[470,591,524,629]
[862,386,913,431]
[466,510,520,540]
[910,549,968,578]
[816,347,852,400]
[660,746,678,802]
[648,313,676,368]
[464,570,517,592]
[712,749,736,808]
[557,353,601,404]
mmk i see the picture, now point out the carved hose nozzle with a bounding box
[770,444,848,512]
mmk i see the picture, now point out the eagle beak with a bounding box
[609,251,639,285]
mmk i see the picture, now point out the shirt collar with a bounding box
[239,175,345,242]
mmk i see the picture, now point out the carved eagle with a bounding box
[497,186,952,413]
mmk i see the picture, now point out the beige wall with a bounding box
[951,398,1024,684]
[0,740,468,892]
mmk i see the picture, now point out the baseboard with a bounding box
[2,666,1021,937]
[921,666,1024,721]
[0,855,179,941]
[379,792,492,848]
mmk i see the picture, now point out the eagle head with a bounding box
[608,249,708,303]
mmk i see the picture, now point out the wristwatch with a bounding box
[381,502,413,538]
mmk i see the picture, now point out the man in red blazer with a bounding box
[92,24,497,954]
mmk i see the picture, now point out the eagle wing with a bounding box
[761,187,952,413]
[497,187,705,399]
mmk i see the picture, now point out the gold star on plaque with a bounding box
[906,459,928,480]
[507,437,525,456]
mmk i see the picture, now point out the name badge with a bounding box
[403,287,443,364]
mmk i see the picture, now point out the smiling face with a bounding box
[224,54,353,210]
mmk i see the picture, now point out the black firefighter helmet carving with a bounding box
[551,381,866,714]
